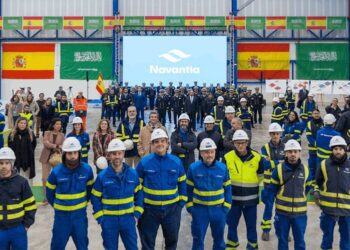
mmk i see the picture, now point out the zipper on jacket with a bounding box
[234,162,239,174]
[336,167,340,208]
[291,174,295,214]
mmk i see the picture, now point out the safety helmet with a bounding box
[72,117,83,124]
[108,139,126,152]
[232,130,249,141]
[284,139,301,151]
[96,156,108,170]
[272,97,279,103]
[217,96,224,101]
[0,147,16,160]
[62,137,82,152]
[308,93,314,97]
[240,98,247,103]
[268,123,283,133]
[178,113,190,121]
[151,129,168,141]
[199,138,217,151]
[204,115,215,124]
[225,106,235,114]
[279,94,285,99]
[329,136,347,148]
[123,139,134,150]
[323,114,336,125]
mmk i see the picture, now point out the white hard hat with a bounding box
[324,114,336,125]
[284,139,302,151]
[72,117,83,124]
[329,136,347,148]
[272,97,279,103]
[308,93,314,97]
[62,137,82,152]
[0,147,16,160]
[232,129,249,141]
[204,115,215,124]
[108,138,126,152]
[240,98,247,103]
[123,139,134,150]
[287,87,292,91]
[225,106,235,114]
[199,138,217,151]
[279,94,285,99]
[96,156,108,169]
[178,113,190,121]
[268,123,283,133]
[151,129,168,141]
[217,96,224,101]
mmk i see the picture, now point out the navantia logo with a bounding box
[159,49,191,63]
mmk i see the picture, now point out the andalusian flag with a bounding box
[307,16,326,29]
[266,16,286,29]
[96,72,106,95]
[64,16,84,29]
[23,16,43,29]
[2,43,55,79]
[238,43,290,79]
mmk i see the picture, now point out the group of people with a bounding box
[0,82,349,250]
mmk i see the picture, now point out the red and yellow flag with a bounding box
[145,16,165,30]
[2,43,55,79]
[226,16,233,26]
[96,72,106,95]
[234,16,246,29]
[238,43,290,79]
[266,16,286,30]
[104,16,117,30]
[0,17,3,30]
[64,16,84,30]
[23,16,43,30]
[307,16,326,29]
[185,16,205,26]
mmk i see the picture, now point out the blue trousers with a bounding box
[0,224,27,250]
[226,204,258,250]
[51,210,88,250]
[138,204,182,250]
[261,189,274,232]
[191,205,227,250]
[274,213,307,250]
[101,215,137,250]
[136,107,145,121]
[107,105,117,125]
[308,154,317,180]
[320,213,350,250]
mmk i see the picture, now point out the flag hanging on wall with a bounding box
[2,43,55,79]
[238,43,290,79]
[96,72,106,95]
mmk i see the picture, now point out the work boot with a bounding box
[261,231,270,241]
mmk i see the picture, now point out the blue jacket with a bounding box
[271,104,284,125]
[55,101,73,118]
[186,160,232,214]
[46,162,94,212]
[91,164,144,224]
[218,118,231,138]
[236,107,253,130]
[134,92,147,109]
[301,99,317,121]
[116,118,144,157]
[306,119,323,154]
[0,113,5,148]
[283,121,302,142]
[136,153,187,209]
[316,126,341,160]
[67,132,90,162]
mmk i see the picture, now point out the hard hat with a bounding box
[232,130,249,141]
[108,138,126,152]
[268,123,283,133]
[72,117,83,124]
[178,113,190,121]
[62,137,82,152]
[284,139,302,151]
[151,129,168,141]
[96,156,108,170]
[323,114,336,125]
[199,138,217,151]
[308,93,314,97]
[279,94,285,99]
[272,97,279,103]
[329,136,347,148]
[123,139,134,150]
[217,96,224,101]
[240,98,247,103]
[225,106,235,114]
[287,87,292,91]
[204,115,215,124]
[0,147,16,160]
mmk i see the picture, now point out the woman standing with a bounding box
[7,95,23,129]
[8,117,37,185]
[92,119,115,173]
[25,93,40,132]
[40,97,56,135]
[283,111,302,143]
[39,118,64,204]
[66,117,90,163]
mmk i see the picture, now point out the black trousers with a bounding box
[189,112,196,131]
[159,110,166,126]
[173,111,181,128]
[254,106,263,124]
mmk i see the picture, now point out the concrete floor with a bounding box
[28,102,341,250]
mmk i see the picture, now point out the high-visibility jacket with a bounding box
[236,107,253,130]
[279,102,289,119]
[106,95,118,107]
[91,164,144,223]
[282,121,302,143]
[316,126,341,160]
[301,99,317,121]
[19,112,33,128]
[116,118,144,158]
[271,104,284,125]
[261,141,285,185]
[186,160,232,213]
[66,132,90,161]
[73,97,88,115]
[218,118,231,138]
[224,149,264,206]
[0,113,5,148]
[210,105,225,125]
[136,153,187,209]
[306,119,323,155]
[46,162,94,212]
[285,93,296,109]
[55,101,73,117]
[315,158,350,216]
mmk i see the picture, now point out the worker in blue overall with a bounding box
[0,112,5,148]
[236,98,253,131]
[271,97,284,126]
[300,93,317,133]
[67,117,90,163]
[218,106,235,138]
[55,94,73,134]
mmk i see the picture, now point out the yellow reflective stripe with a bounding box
[271,179,279,185]
[53,201,87,211]
[81,154,89,157]
[223,180,231,186]
[144,197,179,206]
[7,210,25,220]
[264,144,271,158]
[132,139,139,143]
[0,206,2,210]
[7,203,23,210]
[223,202,231,209]
[179,195,188,202]
[143,186,178,195]
[276,204,307,212]
[92,189,102,197]
[0,215,2,220]
[23,196,35,205]
[321,160,328,192]
[319,201,350,209]
[317,147,331,154]
[317,153,329,159]
[186,202,194,208]
[320,191,350,200]
[93,210,104,219]
[277,194,306,203]
[139,178,143,184]
[178,154,185,158]
[134,184,142,193]
[46,181,56,190]
[248,241,258,248]
[227,239,239,247]
[134,206,144,214]
[186,180,194,186]
[81,147,88,150]
[56,191,86,200]
[193,188,224,196]
[103,207,134,216]
[102,197,133,205]
[178,175,186,182]
[87,179,94,186]
[193,198,224,206]
[24,204,37,211]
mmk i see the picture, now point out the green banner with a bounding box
[3,17,22,30]
[60,43,112,80]
[205,16,225,26]
[165,16,185,26]
[287,17,306,30]
[327,16,346,30]
[296,43,349,80]
[124,16,144,31]
[43,16,63,30]
[84,16,103,30]
[246,16,265,30]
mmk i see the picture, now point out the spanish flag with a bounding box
[266,16,286,30]
[2,43,55,79]
[234,16,246,30]
[0,17,3,30]
[238,43,290,79]
[96,72,106,95]
[145,16,165,30]
[23,16,43,30]
[64,16,84,30]
[104,16,117,30]
[307,16,326,29]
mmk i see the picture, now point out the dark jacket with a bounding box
[116,118,144,157]
[335,110,350,146]
[325,105,342,121]
[40,105,55,132]
[184,96,199,115]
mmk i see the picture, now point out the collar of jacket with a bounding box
[0,168,19,180]
[147,122,162,130]
[153,152,169,160]
[284,159,302,171]
[234,147,254,161]
[269,140,283,148]
[106,163,128,177]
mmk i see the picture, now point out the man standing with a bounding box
[251,87,264,124]
[236,98,253,130]
[171,89,184,129]
[218,106,235,138]
[155,89,168,126]
[73,91,88,130]
[300,93,318,132]
[54,86,66,98]
[271,97,284,126]
[134,86,147,121]
[36,93,46,137]
[185,90,199,131]
[336,105,350,147]
[120,87,133,121]
[54,94,73,134]
[136,129,187,250]
[297,84,309,109]
[106,89,118,127]
[147,83,157,110]
[211,96,225,126]
[285,87,296,112]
